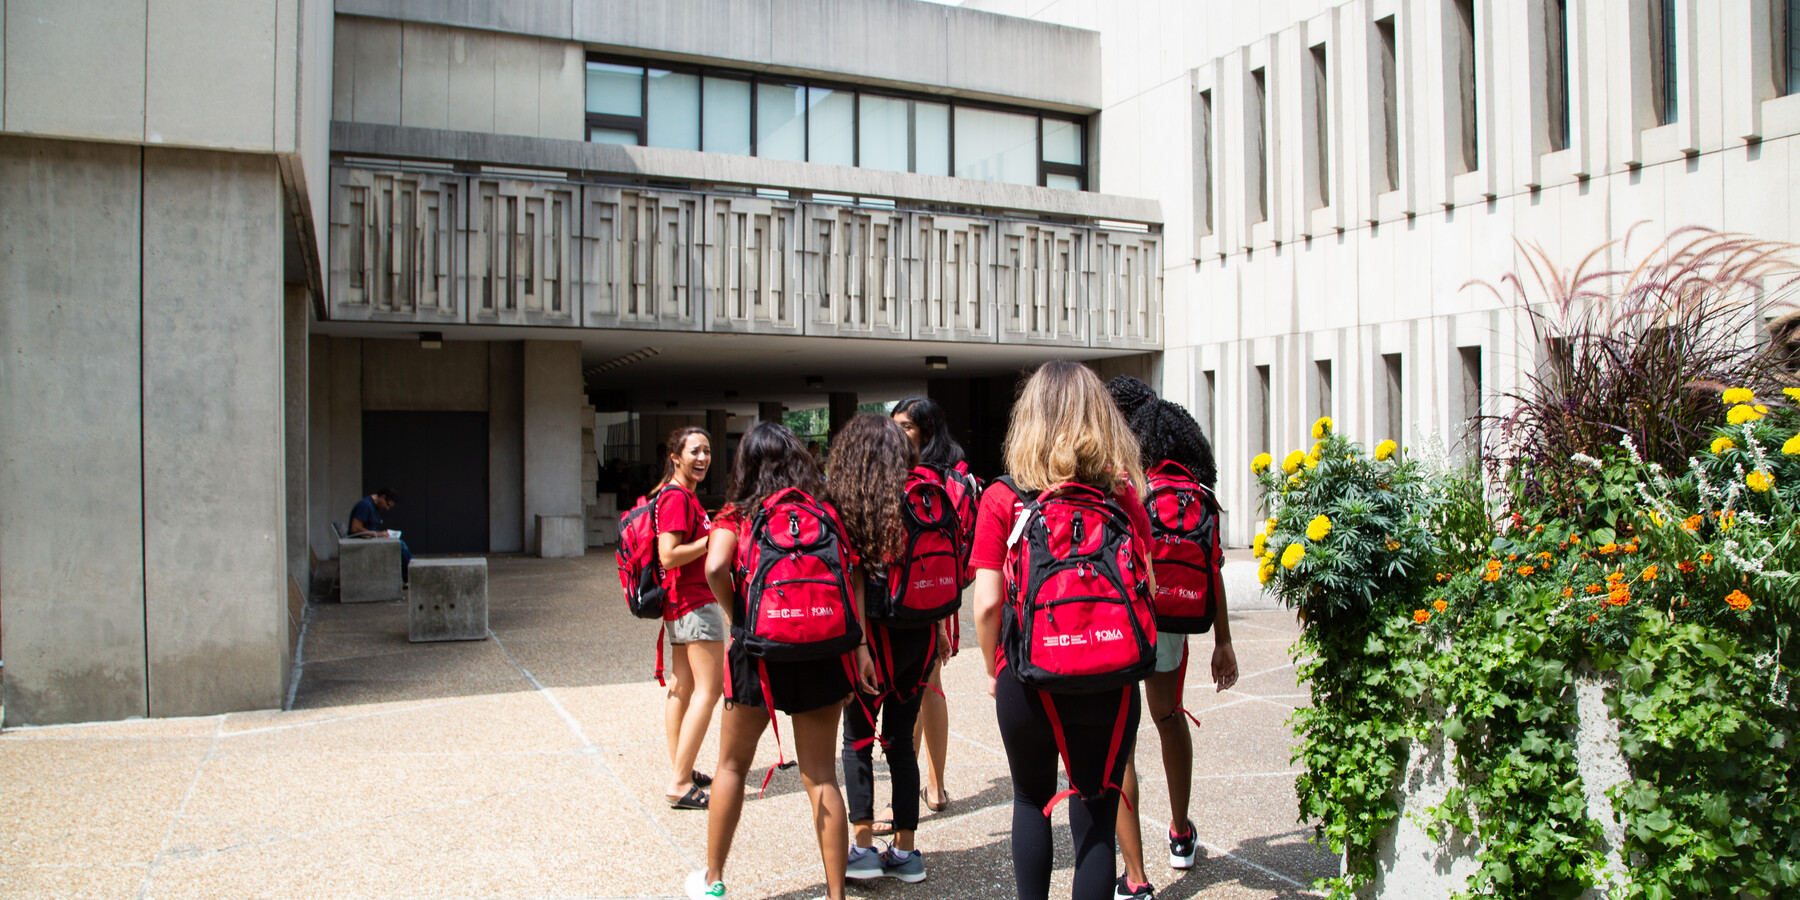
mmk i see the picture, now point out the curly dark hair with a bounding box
[825,414,914,567]
[723,421,824,518]
[1107,376,1218,490]
[892,396,964,468]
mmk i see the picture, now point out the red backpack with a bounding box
[998,476,1157,814]
[946,461,982,585]
[735,487,863,660]
[868,465,964,627]
[616,486,678,620]
[1143,460,1221,634]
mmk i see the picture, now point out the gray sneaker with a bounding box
[880,847,926,883]
[846,845,884,880]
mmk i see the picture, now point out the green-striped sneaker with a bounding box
[685,870,725,900]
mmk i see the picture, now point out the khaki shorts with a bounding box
[667,602,727,645]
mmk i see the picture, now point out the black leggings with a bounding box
[995,672,1140,900]
[842,624,937,831]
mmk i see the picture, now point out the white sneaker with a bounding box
[685,870,725,900]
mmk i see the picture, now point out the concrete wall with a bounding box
[332,0,1101,111]
[141,147,288,719]
[284,286,310,594]
[0,137,149,725]
[521,340,583,550]
[0,138,292,725]
[307,335,334,571]
[489,342,525,553]
[360,338,489,411]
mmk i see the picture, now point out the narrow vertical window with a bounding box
[1201,370,1217,444]
[1253,364,1272,457]
[1786,0,1800,94]
[1310,44,1330,207]
[1313,359,1333,424]
[1452,0,1478,173]
[1195,89,1214,235]
[1381,353,1404,448]
[1651,0,1678,124]
[1548,0,1570,151]
[1377,16,1400,192]
[1251,67,1269,224]
[1457,346,1483,462]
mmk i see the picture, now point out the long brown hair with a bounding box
[655,425,710,491]
[826,414,914,567]
[1004,360,1144,495]
[724,421,824,517]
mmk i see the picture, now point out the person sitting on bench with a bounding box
[348,487,412,584]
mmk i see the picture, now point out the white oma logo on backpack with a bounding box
[912,575,956,590]
[1039,628,1126,648]
[1160,586,1200,601]
[766,606,836,619]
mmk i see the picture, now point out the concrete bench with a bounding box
[408,557,488,642]
[339,537,404,603]
[536,514,585,558]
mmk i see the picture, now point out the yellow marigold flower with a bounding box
[1785,433,1800,456]
[1312,416,1334,439]
[1374,439,1398,461]
[1433,599,1448,613]
[1725,589,1752,612]
[1711,436,1737,454]
[1305,515,1332,542]
[1413,609,1431,624]
[1280,543,1306,569]
[1282,450,1306,475]
[1700,552,1714,564]
[1728,403,1764,425]
[1748,470,1775,493]
[1258,561,1275,585]
[1265,518,1278,536]
[1385,538,1402,551]
[1722,387,1756,404]
[1251,452,1274,474]
[1252,532,1269,559]
[1641,564,1659,581]
[1786,387,1800,401]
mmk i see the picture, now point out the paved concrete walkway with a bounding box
[1,555,1334,900]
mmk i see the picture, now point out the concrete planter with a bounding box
[1365,668,1632,899]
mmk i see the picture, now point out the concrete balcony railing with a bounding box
[326,163,1162,350]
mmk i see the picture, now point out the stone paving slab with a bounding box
[0,555,1334,899]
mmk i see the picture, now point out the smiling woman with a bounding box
[651,426,724,811]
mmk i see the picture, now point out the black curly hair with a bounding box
[1106,376,1218,490]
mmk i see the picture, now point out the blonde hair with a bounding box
[1003,361,1145,495]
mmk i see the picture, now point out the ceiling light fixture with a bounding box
[925,356,949,370]
[805,376,825,390]
[419,331,443,350]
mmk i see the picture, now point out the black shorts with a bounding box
[724,628,853,715]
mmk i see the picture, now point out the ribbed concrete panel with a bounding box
[141,148,287,717]
[0,137,148,726]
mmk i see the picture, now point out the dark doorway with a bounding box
[362,411,490,554]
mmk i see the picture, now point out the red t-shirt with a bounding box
[655,484,714,619]
[970,478,1154,672]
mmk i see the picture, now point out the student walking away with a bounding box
[890,397,979,818]
[347,487,412,584]
[688,421,879,900]
[831,415,946,884]
[1105,377,1240,900]
[651,427,724,811]
[973,361,1159,900]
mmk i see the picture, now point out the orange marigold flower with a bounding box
[1518,565,1536,576]
[1725,590,1752,612]
[1625,542,1639,554]
[1435,573,1449,583]
[1605,571,1626,584]
[1597,542,1619,555]
[1433,599,1448,613]
[1482,570,1502,583]
[1569,535,1582,545]
[1538,552,1554,562]
[1534,524,1545,534]
[1641,565,1659,581]
[1587,613,1600,624]
[1607,586,1631,606]
[1385,539,1402,551]
[1507,554,1518,561]
[1701,553,1714,564]
[1413,609,1431,624]
[1677,560,1696,573]
[1586,584,1604,594]
[1562,586,1575,598]
[1682,515,1703,533]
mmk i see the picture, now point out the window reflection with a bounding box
[647,69,699,151]
[954,108,1037,185]
[704,77,752,156]
[808,87,855,166]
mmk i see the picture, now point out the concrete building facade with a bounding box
[1,0,1163,725]
[969,0,1800,545]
